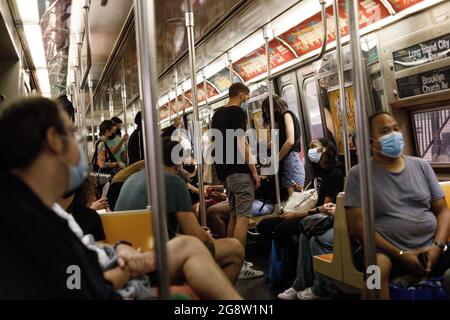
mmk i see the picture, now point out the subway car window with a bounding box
[303,77,324,140]
[413,107,450,163]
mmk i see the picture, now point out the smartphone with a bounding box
[102,181,110,199]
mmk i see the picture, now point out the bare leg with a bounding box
[361,253,391,300]
[166,235,242,300]
[207,202,230,238]
[232,216,250,249]
[227,214,236,238]
[213,238,245,284]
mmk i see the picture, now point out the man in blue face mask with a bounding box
[0,97,118,299]
[344,111,450,300]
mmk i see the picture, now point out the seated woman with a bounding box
[258,138,344,290]
[58,176,106,241]
[277,139,345,300]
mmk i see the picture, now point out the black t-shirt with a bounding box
[0,172,117,299]
[161,125,177,138]
[277,111,301,153]
[67,203,106,241]
[315,166,345,205]
[211,106,250,181]
[128,126,144,165]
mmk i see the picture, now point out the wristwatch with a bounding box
[433,241,448,253]
[114,240,133,250]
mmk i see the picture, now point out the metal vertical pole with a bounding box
[346,0,378,300]
[227,51,233,82]
[76,35,88,158]
[185,5,207,226]
[333,0,351,175]
[134,0,170,300]
[121,59,128,134]
[263,27,281,214]
[174,71,179,117]
[88,77,95,143]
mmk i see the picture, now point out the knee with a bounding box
[171,235,206,255]
[226,238,245,262]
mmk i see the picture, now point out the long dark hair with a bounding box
[261,95,288,128]
[311,137,340,177]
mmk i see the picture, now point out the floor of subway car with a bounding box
[235,233,360,300]
[236,234,277,300]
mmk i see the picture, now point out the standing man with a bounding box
[211,83,263,279]
[108,116,128,166]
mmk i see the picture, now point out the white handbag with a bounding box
[282,179,318,213]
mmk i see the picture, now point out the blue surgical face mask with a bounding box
[375,131,404,158]
[308,148,323,163]
[66,144,88,194]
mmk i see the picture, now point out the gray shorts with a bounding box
[225,173,254,218]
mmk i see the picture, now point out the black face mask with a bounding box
[109,133,117,140]
[184,164,196,174]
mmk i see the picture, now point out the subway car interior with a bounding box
[1,0,450,301]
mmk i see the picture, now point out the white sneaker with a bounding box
[238,264,264,280]
[277,287,298,300]
[243,261,253,268]
[297,287,331,300]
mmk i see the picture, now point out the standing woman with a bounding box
[92,120,121,194]
[261,95,305,195]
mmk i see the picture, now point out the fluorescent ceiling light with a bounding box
[23,25,47,68]
[36,68,51,95]
[15,0,40,24]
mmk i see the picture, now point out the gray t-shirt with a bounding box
[344,156,444,251]
[114,169,148,211]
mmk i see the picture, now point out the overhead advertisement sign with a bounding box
[393,34,450,71]
[232,39,296,82]
[397,66,450,99]
[208,68,242,93]
[278,0,389,57]
[387,0,424,13]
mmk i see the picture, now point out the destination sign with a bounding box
[393,34,450,71]
[397,66,450,99]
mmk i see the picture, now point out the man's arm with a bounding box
[176,211,211,243]
[431,198,450,245]
[237,136,260,189]
[110,134,129,155]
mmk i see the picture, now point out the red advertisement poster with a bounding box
[387,0,423,12]
[159,104,170,121]
[232,39,295,82]
[184,83,219,103]
[278,0,389,57]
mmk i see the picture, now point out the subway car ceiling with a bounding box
[5,0,450,174]
[84,0,446,122]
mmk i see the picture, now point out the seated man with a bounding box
[345,111,450,299]
[0,97,241,300]
[115,139,245,284]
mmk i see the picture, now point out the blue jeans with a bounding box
[291,228,334,297]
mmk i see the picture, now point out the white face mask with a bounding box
[308,148,323,163]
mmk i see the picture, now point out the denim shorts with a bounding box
[281,151,305,188]
[225,173,254,218]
